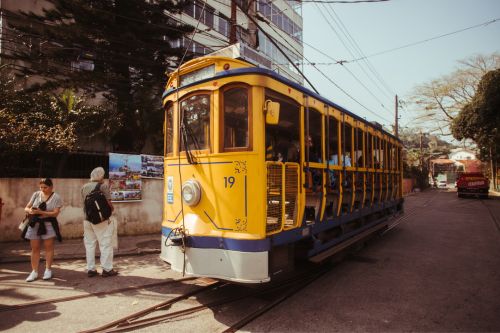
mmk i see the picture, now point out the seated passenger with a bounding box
[343,154,351,167]
[286,140,299,162]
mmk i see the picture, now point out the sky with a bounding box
[301,0,500,132]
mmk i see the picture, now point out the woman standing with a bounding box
[23,178,63,282]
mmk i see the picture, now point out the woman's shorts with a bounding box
[24,222,56,240]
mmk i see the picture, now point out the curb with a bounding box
[0,249,161,265]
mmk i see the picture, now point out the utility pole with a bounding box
[395,95,399,138]
[229,0,237,44]
[419,130,423,171]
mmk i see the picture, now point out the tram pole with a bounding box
[395,95,399,138]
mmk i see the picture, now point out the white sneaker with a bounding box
[42,269,53,280]
[26,271,38,282]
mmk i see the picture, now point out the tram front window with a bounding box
[222,86,250,150]
[180,94,211,151]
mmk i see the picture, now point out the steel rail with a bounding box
[82,266,331,332]
[80,280,224,333]
[0,277,196,313]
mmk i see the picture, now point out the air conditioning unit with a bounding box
[208,43,272,69]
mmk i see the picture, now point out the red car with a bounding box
[456,172,489,199]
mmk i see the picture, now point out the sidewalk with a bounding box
[0,233,161,264]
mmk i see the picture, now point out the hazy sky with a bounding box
[301,0,500,130]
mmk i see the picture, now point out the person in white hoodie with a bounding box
[81,167,117,277]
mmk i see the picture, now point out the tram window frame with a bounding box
[165,102,174,157]
[306,108,323,163]
[220,84,252,152]
[179,91,212,153]
[354,125,364,167]
[366,132,373,168]
[374,135,380,169]
[341,119,353,167]
[264,90,300,163]
[327,115,340,165]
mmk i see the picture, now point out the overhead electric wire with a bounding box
[317,3,394,101]
[347,17,500,63]
[301,0,389,3]
[325,5,394,97]
[263,20,390,122]
[233,1,320,94]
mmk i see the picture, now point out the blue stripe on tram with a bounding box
[162,227,271,252]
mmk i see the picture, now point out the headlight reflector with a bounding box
[181,179,202,206]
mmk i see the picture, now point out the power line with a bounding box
[347,17,500,63]
[301,0,389,3]
[255,4,388,122]
[320,3,394,98]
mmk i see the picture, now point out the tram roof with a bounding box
[163,58,399,142]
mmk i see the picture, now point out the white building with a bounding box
[168,0,304,83]
[449,148,476,161]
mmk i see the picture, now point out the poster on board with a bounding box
[109,153,142,202]
[140,154,164,179]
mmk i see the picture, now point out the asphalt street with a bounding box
[0,189,499,332]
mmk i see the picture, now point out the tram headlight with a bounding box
[181,179,202,206]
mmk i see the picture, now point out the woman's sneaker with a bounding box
[42,269,53,280]
[26,271,38,282]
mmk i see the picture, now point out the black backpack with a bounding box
[84,183,112,224]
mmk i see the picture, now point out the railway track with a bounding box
[0,276,196,313]
[78,264,333,333]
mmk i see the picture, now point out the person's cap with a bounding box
[90,167,105,181]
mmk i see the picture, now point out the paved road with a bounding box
[1,190,499,332]
[247,189,500,332]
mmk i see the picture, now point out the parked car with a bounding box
[456,173,489,199]
[438,180,447,188]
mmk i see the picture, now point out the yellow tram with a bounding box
[160,56,404,283]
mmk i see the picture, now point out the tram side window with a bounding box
[165,103,173,156]
[265,91,300,162]
[327,115,339,165]
[222,86,250,150]
[374,136,380,169]
[180,93,211,151]
[341,121,353,167]
[366,132,373,168]
[380,139,386,169]
[307,109,323,163]
[354,126,364,167]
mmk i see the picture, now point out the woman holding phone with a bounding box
[23,178,63,282]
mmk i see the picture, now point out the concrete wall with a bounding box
[0,178,164,242]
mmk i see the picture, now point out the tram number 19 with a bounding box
[224,176,235,188]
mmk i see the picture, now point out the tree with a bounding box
[452,68,500,189]
[410,53,500,136]
[0,69,117,153]
[3,0,193,152]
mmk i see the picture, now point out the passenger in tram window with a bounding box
[342,153,352,167]
[357,155,364,167]
[307,135,320,162]
[286,140,299,162]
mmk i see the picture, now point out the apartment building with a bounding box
[1,0,303,83]
[170,0,304,83]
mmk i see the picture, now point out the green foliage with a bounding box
[0,70,117,153]
[452,68,500,162]
[4,0,193,153]
[403,162,429,190]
